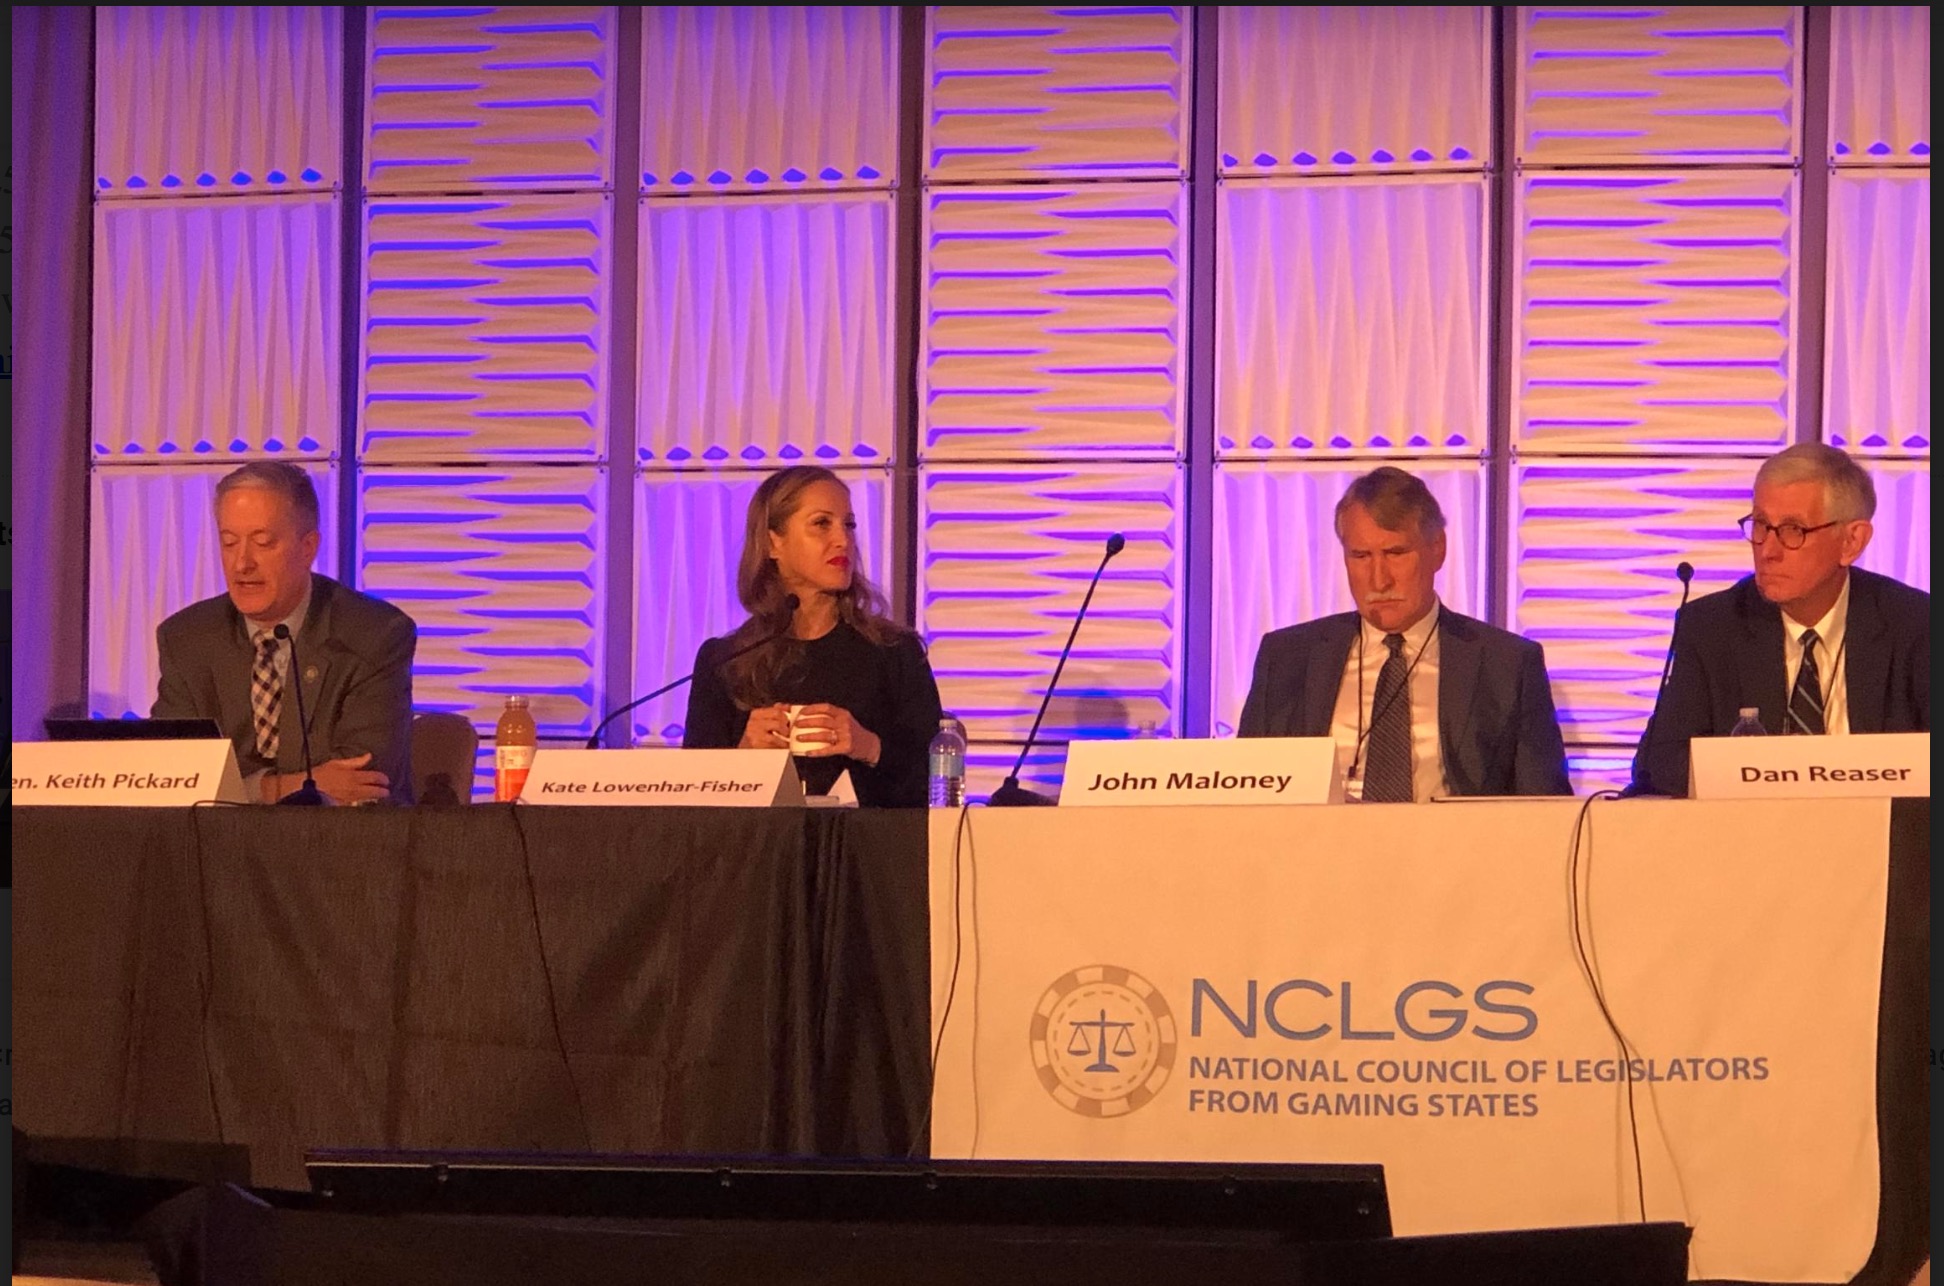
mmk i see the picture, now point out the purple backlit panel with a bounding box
[1218,177,1488,456]
[1567,753,1636,798]
[1517,7,1801,166]
[630,469,891,746]
[360,193,612,462]
[1830,6,1931,165]
[93,196,340,460]
[1855,461,1931,593]
[88,464,339,720]
[641,6,898,195]
[364,5,616,193]
[1511,459,1760,747]
[918,464,1181,742]
[1219,7,1490,177]
[95,6,342,198]
[1514,170,1797,455]
[925,6,1188,181]
[638,194,896,468]
[1823,173,1930,455]
[920,184,1185,459]
[1210,461,1486,739]
[358,467,605,737]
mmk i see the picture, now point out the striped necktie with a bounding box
[1362,633,1414,802]
[1786,627,1825,736]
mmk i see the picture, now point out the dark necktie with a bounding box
[251,632,284,761]
[1787,627,1825,736]
[1362,633,1413,803]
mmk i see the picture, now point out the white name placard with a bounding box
[1689,731,1930,800]
[1061,737,1341,806]
[521,748,805,806]
[12,740,248,806]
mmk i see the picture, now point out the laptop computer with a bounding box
[44,717,224,742]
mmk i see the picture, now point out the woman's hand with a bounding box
[738,704,793,750]
[790,703,881,765]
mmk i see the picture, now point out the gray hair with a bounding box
[214,461,321,534]
[1334,466,1447,542]
[1755,443,1876,523]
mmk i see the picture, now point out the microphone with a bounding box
[1623,561,1695,797]
[584,594,801,749]
[272,624,326,806]
[989,534,1126,807]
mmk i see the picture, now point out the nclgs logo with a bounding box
[1029,965,1177,1117]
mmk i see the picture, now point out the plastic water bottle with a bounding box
[495,695,538,801]
[928,717,967,808]
[1729,707,1767,737]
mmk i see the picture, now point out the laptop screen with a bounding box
[43,717,225,742]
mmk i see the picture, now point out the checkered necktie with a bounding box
[1362,633,1414,803]
[251,632,284,761]
[1787,627,1825,736]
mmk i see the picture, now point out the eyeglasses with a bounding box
[1738,516,1840,549]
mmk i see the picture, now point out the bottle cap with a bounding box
[1737,706,1758,717]
[507,694,530,708]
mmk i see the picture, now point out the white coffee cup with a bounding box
[785,704,817,754]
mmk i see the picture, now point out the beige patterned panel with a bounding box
[1829,6,1931,166]
[926,6,1188,180]
[1518,7,1800,165]
[1514,170,1797,455]
[921,184,1185,459]
[1823,173,1930,456]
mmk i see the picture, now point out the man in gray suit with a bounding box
[153,462,417,804]
[1238,467,1571,799]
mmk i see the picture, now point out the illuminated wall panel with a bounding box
[1219,7,1490,177]
[963,743,1069,805]
[95,6,342,198]
[1517,7,1801,165]
[358,467,605,737]
[637,194,895,468]
[93,196,340,460]
[1513,171,1798,455]
[1823,173,1929,454]
[640,6,899,194]
[87,464,340,719]
[1218,176,1487,456]
[1210,461,1487,739]
[360,193,612,462]
[1511,460,1760,747]
[1856,461,1931,593]
[925,6,1188,181]
[918,464,1180,743]
[1829,6,1931,165]
[365,5,617,192]
[920,184,1185,460]
[629,469,892,745]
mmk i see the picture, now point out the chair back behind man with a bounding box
[412,712,479,804]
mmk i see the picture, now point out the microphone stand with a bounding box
[1622,561,1695,797]
[989,535,1126,807]
[272,623,327,805]
[584,595,801,749]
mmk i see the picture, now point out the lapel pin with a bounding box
[305,665,320,684]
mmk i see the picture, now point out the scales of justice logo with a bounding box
[1029,964,1177,1117]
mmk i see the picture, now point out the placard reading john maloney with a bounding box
[930,800,1892,1284]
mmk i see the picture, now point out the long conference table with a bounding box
[10,799,1928,1285]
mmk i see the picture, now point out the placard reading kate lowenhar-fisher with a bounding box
[520,748,804,806]
[1689,731,1929,799]
[1061,737,1340,806]
[13,740,247,805]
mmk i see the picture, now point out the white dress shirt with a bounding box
[1781,572,1851,735]
[1331,602,1447,802]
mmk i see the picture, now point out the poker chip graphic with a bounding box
[1028,965,1177,1117]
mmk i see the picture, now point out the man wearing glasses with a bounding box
[1631,442,1931,796]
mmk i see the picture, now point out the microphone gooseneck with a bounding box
[1624,562,1697,796]
[584,593,801,749]
[272,623,327,806]
[989,534,1126,807]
